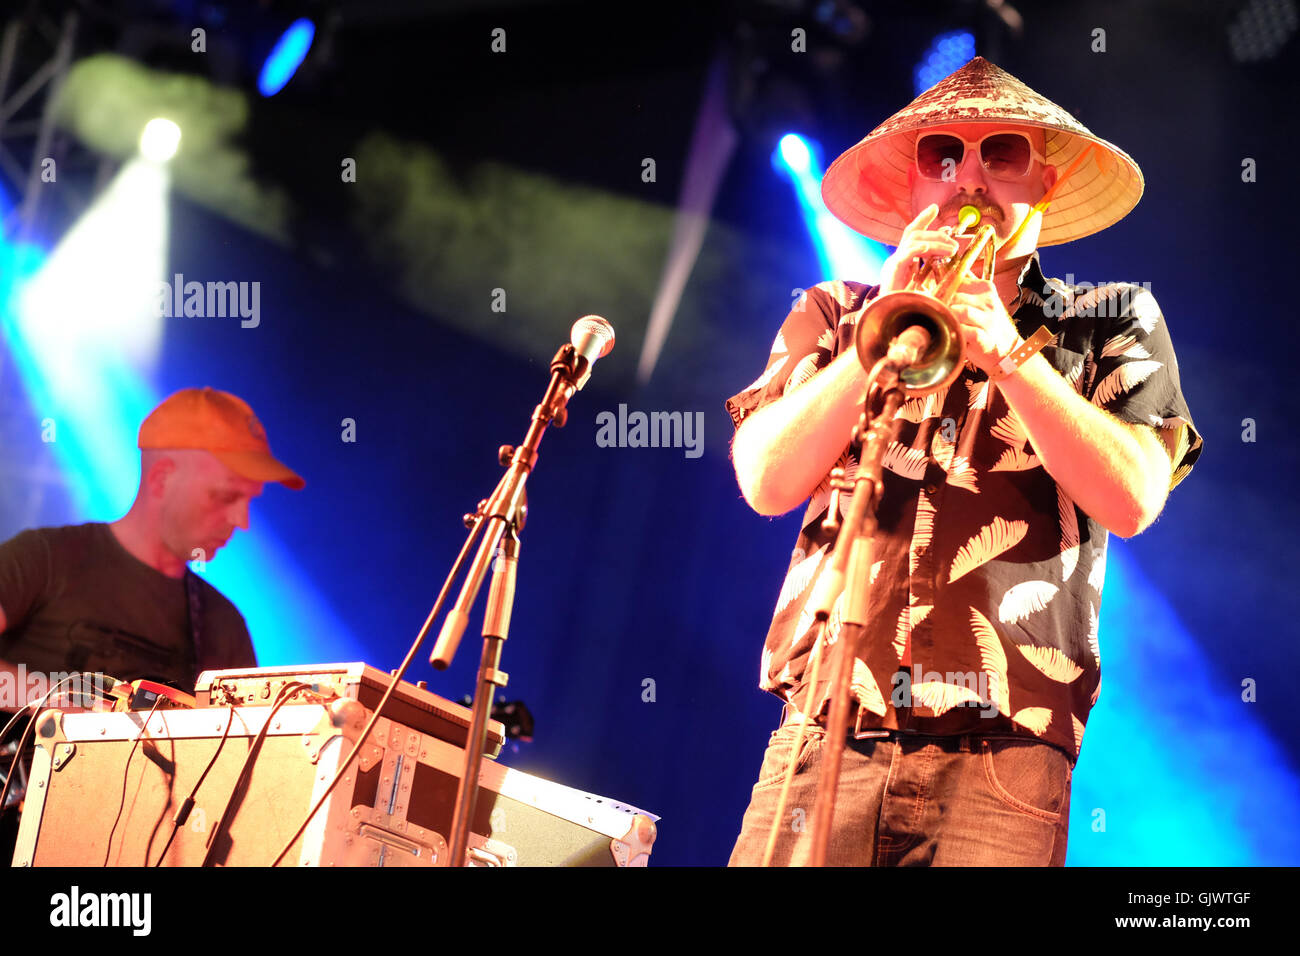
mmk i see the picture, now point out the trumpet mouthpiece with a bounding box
[957,205,981,231]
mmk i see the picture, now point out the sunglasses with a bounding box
[915,131,1047,181]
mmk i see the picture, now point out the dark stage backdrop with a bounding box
[3,0,1298,866]
[155,196,805,865]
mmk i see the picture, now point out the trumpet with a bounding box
[855,204,997,396]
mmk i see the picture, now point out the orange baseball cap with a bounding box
[138,387,305,490]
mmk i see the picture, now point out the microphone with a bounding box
[570,315,615,389]
[884,323,932,372]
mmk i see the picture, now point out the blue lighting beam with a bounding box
[772,133,889,284]
[258,19,316,97]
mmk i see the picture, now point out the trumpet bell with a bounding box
[854,291,967,396]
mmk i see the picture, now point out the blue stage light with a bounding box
[915,30,975,97]
[771,132,889,283]
[258,18,315,97]
[1,183,363,669]
[778,133,811,173]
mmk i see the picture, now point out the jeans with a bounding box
[727,720,1073,866]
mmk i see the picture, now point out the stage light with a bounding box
[915,30,975,97]
[18,159,169,375]
[772,132,889,282]
[139,118,182,163]
[258,18,316,96]
[1070,544,1300,864]
[778,133,812,173]
[1,191,364,668]
[1228,0,1299,62]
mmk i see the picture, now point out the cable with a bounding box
[0,674,97,816]
[152,702,236,866]
[270,513,489,867]
[200,682,308,867]
[761,618,828,867]
[0,702,41,816]
[103,696,165,866]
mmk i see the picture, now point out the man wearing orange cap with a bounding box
[725,58,1202,865]
[0,388,304,707]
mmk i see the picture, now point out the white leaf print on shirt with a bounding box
[1101,332,1151,360]
[852,658,888,716]
[990,407,1027,446]
[827,590,845,643]
[743,354,790,395]
[949,517,1029,582]
[970,607,1010,716]
[1088,547,1107,592]
[823,280,860,312]
[1058,486,1080,581]
[1065,361,1085,394]
[895,385,949,424]
[883,440,928,480]
[775,544,827,615]
[1062,284,1127,320]
[948,456,979,494]
[834,452,861,519]
[1131,289,1161,333]
[784,353,823,396]
[1016,644,1084,683]
[909,490,938,577]
[989,446,1041,471]
[1091,360,1163,407]
[967,378,990,410]
[911,680,983,717]
[1149,411,1190,429]
[894,603,932,660]
[1010,706,1053,736]
[1019,287,1048,308]
[1072,714,1086,757]
[1087,602,1100,668]
[998,580,1059,624]
[771,330,788,356]
[930,429,955,472]
[808,449,857,518]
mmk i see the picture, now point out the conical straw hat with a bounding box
[821,57,1143,247]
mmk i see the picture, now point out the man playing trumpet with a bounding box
[725,57,1202,866]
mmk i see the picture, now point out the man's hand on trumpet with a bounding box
[948,275,1023,376]
[876,203,958,295]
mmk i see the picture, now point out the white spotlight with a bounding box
[139,118,181,162]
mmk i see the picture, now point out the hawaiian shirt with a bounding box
[725,253,1202,763]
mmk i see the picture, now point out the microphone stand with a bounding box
[430,342,587,867]
[805,354,911,868]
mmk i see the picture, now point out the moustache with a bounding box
[943,197,1003,223]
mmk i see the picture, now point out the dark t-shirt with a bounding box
[0,523,256,690]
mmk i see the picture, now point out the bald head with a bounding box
[135,448,265,566]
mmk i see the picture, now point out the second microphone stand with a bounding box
[429,342,588,867]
